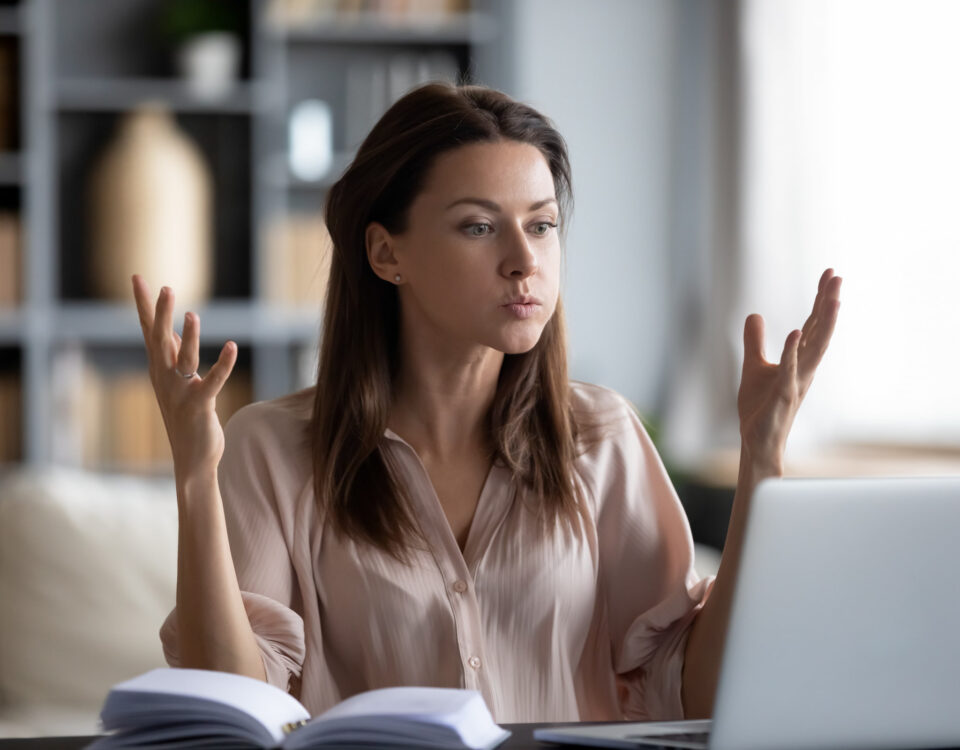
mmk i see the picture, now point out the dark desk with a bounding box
[0,723,546,750]
[3,726,959,750]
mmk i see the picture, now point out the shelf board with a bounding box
[51,301,321,344]
[267,10,496,45]
[0,6,22,35]
[55,78,261,115]
[0,151,22,184]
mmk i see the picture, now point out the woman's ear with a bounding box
[365,222,402,284]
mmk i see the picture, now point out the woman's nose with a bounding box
[500,225,539,279]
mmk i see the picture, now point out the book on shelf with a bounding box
[51,347,253,472]
[264,214,332,308]
[90,667,511,750]
[266,0,471,30]
[0,211,21,307]
[0,370,20,462]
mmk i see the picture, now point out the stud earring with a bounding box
[394,274,401,283]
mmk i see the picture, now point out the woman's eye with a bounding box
[532,222,558,235]
[465,223,493,237]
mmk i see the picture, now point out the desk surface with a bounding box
[2,726,959,750]
[2,723,547,750]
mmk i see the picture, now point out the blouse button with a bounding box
[468,656,481,670]
[452,579,468,594]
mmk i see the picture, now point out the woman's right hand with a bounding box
[132,275,237,480]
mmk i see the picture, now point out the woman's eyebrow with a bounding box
[444,197,558,212]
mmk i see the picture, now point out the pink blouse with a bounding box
[160,382,714,722]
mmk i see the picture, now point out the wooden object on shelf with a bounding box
[0,369,20,462]
[264,213,332,308]
[87,104,213,306]
[0,211,19,306]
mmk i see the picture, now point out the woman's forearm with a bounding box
[175,469,266,681]
[680,446,780,718]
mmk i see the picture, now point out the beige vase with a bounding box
[88,104,213,305]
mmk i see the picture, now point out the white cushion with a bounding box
[0,468,177,735]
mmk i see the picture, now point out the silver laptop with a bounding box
[535,476,960,750]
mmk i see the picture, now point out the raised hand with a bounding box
[132,275,237,479]
[737,268,842,475]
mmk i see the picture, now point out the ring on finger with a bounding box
[174,367,198,379]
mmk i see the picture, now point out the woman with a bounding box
[133,82,841,723]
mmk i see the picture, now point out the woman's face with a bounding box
[375,140,562,356]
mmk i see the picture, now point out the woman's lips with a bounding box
[502,302,541,319]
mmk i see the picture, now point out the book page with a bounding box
[287,687,510,750]
[105,668,309,746]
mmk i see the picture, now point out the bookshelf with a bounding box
[0,0,500,473]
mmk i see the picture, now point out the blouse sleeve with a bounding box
[591,393,715,721]
[159,402,307,691]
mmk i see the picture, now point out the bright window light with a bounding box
[740,0,960,449]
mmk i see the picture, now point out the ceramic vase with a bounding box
[88,104,213,305]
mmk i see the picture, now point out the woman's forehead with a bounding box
[417,141,557,206]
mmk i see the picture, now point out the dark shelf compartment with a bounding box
[53,0,253,81]
[56,110,252,301]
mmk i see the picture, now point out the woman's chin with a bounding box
[496,331,545,355]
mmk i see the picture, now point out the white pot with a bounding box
[176,32,241,101]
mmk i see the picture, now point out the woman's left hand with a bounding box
[737,268,842,475]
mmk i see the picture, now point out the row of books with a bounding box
[344,51,460,145]
[0,370,20,462]
[263,213,332,307]
[0,209,333,309]
[0,212,21,307]
[51,348,252,473]
[267,0,470,28]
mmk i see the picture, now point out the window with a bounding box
[740,0,960,449]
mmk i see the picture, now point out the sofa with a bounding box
[0,466,723,737]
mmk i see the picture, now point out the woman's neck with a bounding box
[389,336,503,462]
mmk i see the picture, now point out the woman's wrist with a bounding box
[738,439,784,486]
[175,466,220,502]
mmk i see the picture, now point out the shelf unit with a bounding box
[1,0,500,472]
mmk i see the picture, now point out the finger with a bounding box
[798,294,841,383]
[176,312,200,378]
[817,267,835,297]
[152,286,177,368]
[801,269,835,336]
[132,275,155,336]
[779,329,802,388]
[800,272,842,354]
[743,313,767,364]
[199,341,238,399]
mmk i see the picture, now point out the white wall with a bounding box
[476,0,681,413]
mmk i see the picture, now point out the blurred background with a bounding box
[0,0,959,737]
[0,0,957,518]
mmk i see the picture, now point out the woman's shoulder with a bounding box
[568,380,640,430]
[222,386,315,464]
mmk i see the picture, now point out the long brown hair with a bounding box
[312,82,583,560]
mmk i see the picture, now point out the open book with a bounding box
[89,668,511,750]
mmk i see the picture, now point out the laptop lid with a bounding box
[711,476,960,750]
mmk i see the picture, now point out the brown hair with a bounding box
[312,81,583,560]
